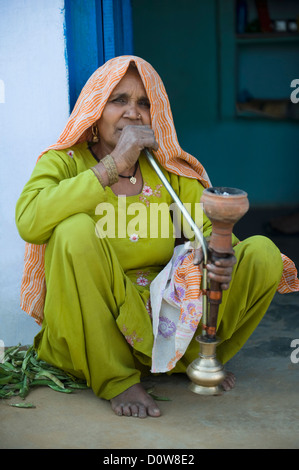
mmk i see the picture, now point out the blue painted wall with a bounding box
[65,0,101,110]
[65,0,133,111]
[131,0,299,205]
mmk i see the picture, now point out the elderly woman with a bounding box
[15,56,298,419]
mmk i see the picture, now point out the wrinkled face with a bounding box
[96,66,151,151]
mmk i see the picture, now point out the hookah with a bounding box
[145,149,249,395]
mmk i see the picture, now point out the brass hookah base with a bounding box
[186,336,225,396]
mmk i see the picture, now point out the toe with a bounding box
[148,406,161,417]
[138,405,147,419]
[130,404,139,417]
[123,404,132,416]
[112,405,123,417]
[222,372,236,391]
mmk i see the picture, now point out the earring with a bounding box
[91,123,99,143]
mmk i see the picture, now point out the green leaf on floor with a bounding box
[0,344,88,404]
[146,386,172,401]
[9,403,36,408]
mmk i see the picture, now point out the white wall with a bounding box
[0,0,69,346]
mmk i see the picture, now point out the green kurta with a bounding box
[15,143,283,399]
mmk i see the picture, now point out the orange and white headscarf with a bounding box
[20,55,299,326]
[20,55,210,324]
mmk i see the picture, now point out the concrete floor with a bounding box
[1,208,299,450]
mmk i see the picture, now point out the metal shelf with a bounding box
[236,33,299,45]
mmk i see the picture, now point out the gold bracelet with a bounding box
[101,154,119,186]
[91,166,105,186]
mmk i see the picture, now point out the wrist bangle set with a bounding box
[92,166,105,186]
[101,154,119,185]
[92,154,119,187]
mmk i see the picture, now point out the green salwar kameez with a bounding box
[15,143,283,400]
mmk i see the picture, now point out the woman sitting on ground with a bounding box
[15,55,299,419]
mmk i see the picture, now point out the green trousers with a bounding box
[35,213,283,400]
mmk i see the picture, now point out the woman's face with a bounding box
[96,67,151,152]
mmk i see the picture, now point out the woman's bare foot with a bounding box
[110,383,161,418]
[221,371,236,391]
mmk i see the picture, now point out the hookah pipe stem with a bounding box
[144,149,209,332]
[204,249,226,340]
